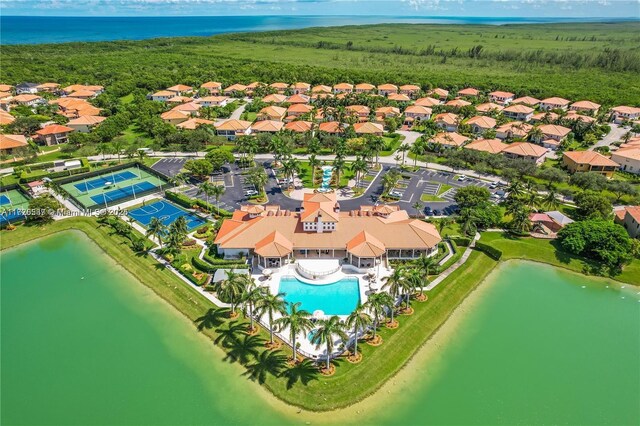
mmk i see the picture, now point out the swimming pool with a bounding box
[278,276,360,316]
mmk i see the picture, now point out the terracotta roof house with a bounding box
[431,132,469,148]
[614,206,640,238]
[63,84,104,95]
[15,83,38,95]
[610,106,640,124]
[563,151,619,177]
[285,94,310,104]
[201,81,223,94]
[223,84,247,95]
[36,82,60,93]
[176,118,215,130]
[388,93,411,102]
[35,124,74,146]
[166,84,193,95]
[286,103,313,118]
[475,102,504,113]
[12,94,43,107]
[0,84,13,92]
[429,88,449,100]
[160,109,190,125]
[318,121,345,135]
[257,105,287,121]
[355,83,376,93]
[291,82,311,94]
[530,111,559,123]
[214,192,441,268]
[537,124,572,144]
[445,99,471,108]
[0,110,15,125]
[54,98,101,118]
[404,105,432,122]
[570,100,601,114]
[503,104,534,121]
[251,120,284,134]
[434,112,459,132]
[565,111,596,124]
[68,89,98,99]
[346,105,371,120]
[511,96,540,106]
[284,121,313,133]
[0,134,28,155]
[466,116,497,134]
[151,90,175,102]
[166,95,193,104]
[458,87,480,97]
[195,96,229,107]
[489,91,515,105]
[262,94,287,104]
[375,106,401,121]
[378,84,399,96]
[333,83,354,93]
[269,82,289,93]
[502,142,547,165]
[245,82,265,95]
[611,147,640,175]
[354,122,384,135]
[171,101,201,116]
[214,119,252,140]
[539,97,571,111]
[495,121,532,140]
[67,115,106,133]
[312,85,332,94]
[399,84,421,97]
[464,139,508,154]
[415,97,441,107]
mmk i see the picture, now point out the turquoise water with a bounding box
[321,166,333,190]
[278,276,360,315]
[0,16,616,45]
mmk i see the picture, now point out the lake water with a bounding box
[1,233,639,425]
[0,16,620,45]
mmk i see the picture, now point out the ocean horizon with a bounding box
[1,15,637,45]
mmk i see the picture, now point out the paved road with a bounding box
[590,123,627,151]
[150,158,187,179]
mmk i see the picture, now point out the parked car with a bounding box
[244,190,258,197]
[489,182,498,189]
[433,209,440,216]
[457,175,467,181]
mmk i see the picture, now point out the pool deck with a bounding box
[251,261,393,359]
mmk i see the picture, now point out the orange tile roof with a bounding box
[475,102,503,113]
[262,94,287,103]
[36,124,74,136]
[269,82,289,89]
[291,82,311,90]
[167,84,193,92]
[404,105,432,115]
[36,82,60,89]
[153,90,175,97]
[495,121,532,136]
[201,81,222,89]
[284,121,312,133]
[378,84,398,91]
[0,134,28,150]
[502,142,546,157]
[399,84,420,91]
[346,105,370,115]
[0,91,11,99]
[458,87,479,96]
[196,96,229,103]
[434,112,458,125]
[0,84,13,91]
[68,90,97,98]
[388,93,411,102]
[312,85,332,93]
[251,120,284,133]
[354,122,384,134]
[612,147,640,162]
[489,91,514,98]
[563,151,619,167]
[541,97,570,106]
[355,83,375,91]
[67,115,106,126]
[539,124,571,138]
[571,100,600,110]
[445,99,471,107]
[622,206,640,223]
[258,105,286,120]
[287,103,313,114]
[346,231,386,257]
[465,139,508,154]
[430,88,449,97]
[334,83,354,90]
[432,132,468,147]
[611,106,640,115]
[0,111,15,125]
[415,97,441,107]
[13,94,41,103]
[171,102,201,113]
[286,94,310,104]
[504,104,534,114]
[511,96,540,106]
[166,95,192,103]
[224,84,247,92]
[254,231,294,257]
[215,119,251,131]
[318,121,344,134]
[176,118,214,130]
[466,116,496,129]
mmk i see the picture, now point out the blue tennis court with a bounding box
[90,181,157,205]
[0,209,25,225]
[128,199,206,231]
[0,195,10,205]
[74,170,137,192]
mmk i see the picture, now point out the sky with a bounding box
[1,0,639,17]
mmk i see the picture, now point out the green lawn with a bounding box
[379,136,403,157]
[420,182,453,202]
[480,232,640,286]
[120,124,153,145]
[297,161,355,188]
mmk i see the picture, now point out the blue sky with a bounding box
[2,0,639,17]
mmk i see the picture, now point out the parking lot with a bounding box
[151,158,188,178]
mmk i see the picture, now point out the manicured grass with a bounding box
[120,124,153,145]
[379,136,403,157]
[120,93,134,104]
[35,149,75,162]
[480,232,640,286]
[420,182,452,202]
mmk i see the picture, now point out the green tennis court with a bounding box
[60,166,168,208]
[0,189,30,224]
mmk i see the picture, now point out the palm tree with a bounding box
[111,137,126,163]
[364,292,386,341]
[350,156,368,188]
[197,181,215,210]
[210,184,225,212]
[398,143,410,164]
[437,217,452,236]
[528,126,545,143]
[412,201,424,218]
[246,167,269,196]
[333,156,345,188]
[310,315,348,371]
[415,254,435,277]
[255,292,287,346]
[507,179,525,198]
[543,184,560,210]
[274,302,313,363]
[171,216,189,239]
[216,270,246,317]
[382,269,403,325]
[410,142,423,167]
[281,158,300,189]
[346,304,372,360]
[367,136,386,165]
[308,154,320,186]
[145,217,166,246]
[406,267,428,301]
[241,283,265,333]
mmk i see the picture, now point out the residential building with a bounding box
[466,116,496,134]
[354,122,384,136]
[160,109,191,125]
[67,89,98,99]
[610,106,640,124]
[284,121,313,133]
[495,122,532,141]
[223,84,247,96]
[166,84,193,95]
[431,132,469,149]
[15,82,39,94]
[257,105,287,121]
[458,87,479,97]
[503,104,534,121]
[562,151,619,177]
[375,107,400,122]
[269,82,289,94]
[0,110,15,125]
[445,99,471,108]
[286,94,311,104]
[377,84,398,96]
[12,94,43,107]
[0,134,29,155]
[201,81,222,94]
[511,96,540,107]
[399,84,421,98]
[388,93,411,103]
[36,82,60,93]
[403,105,432,123]
[611,147,640,175]
[286,103,313,119]
[355,83,375,94]
[214,119,252,140]
[318,121,345,135]
[475,102,504,114]
[415,97,440,107]
[429,88,449,101]
[570,100,601,114]
[151,90,175,102]
[614,206,640,238]
[195,96,229,107]
[66,115,106,133]
[333,83,354,94]
[501,142,547,165]
[539,97,570,111]
[311,85,332,94]
[434,113,459,132]
[291,82,311,94]
[176,118,214,130]
[488,91,514,105]
[536,124,572,148]
[35,124,74,146]
[464,139,508,154]
[346,105,370,121]
[214,192,442,267]
[262,94,287,104]
[251,120,284,134]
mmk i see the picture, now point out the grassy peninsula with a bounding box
[2,22,640,104]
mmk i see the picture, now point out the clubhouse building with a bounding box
[214,192,441,270]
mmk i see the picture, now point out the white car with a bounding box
[244,190,258,197]
[457,175,467,181]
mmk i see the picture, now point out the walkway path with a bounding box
[436,240,454,266]
[424,232,480,291]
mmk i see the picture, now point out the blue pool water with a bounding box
[278,276,360,316]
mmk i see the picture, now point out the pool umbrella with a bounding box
[313,310,325,319]
[262,268,273,278]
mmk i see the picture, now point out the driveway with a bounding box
[590,123,627,151]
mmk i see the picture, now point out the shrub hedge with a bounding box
[474,242,503,260]
[165,190,233,218]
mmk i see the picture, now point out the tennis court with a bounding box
[128,199,206,231]
[60,166,168,208]
[74,170,137,191]
[0,189,30,225]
